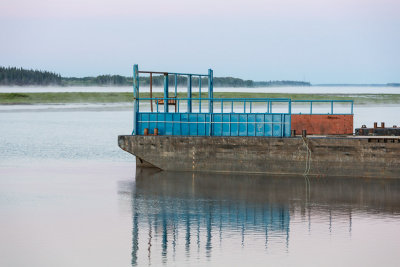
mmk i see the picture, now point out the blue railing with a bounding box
[291,100,353,115]
[137,97,292,114]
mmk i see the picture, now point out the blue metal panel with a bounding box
[222,114,230,136]
[181,113,189,135]
[137,112,291,137]
[213,114,222,136]
[197,114,206,136]
[248,114,255,136]
[173,113,181,135]
[157,113,165,135]
[239,115,247,136]
[256,114,264,136]
[189,114,198,135]
[165,113,174,135]
[150,113,157,135]
[284,114,291,137]
[272,114,281,137]
[264,115,272,136]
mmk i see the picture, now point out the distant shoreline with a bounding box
[1,92,400,105]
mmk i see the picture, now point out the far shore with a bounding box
[1,92,400,105]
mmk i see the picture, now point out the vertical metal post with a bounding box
[199,76,202,113]
[150,73,153,112]
[164,73,169,113]
[208,69,213,113]
[310,101,312,114]
[351,101,353,114]
[174,74,178,97]
[208,69,213,136]
[331,101,333,114]
[187,75,192,113]
[288,99,292,138]
[132,64,139,135]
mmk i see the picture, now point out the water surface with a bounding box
[1,104,400,266]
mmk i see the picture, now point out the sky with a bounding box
[0,0,399,84]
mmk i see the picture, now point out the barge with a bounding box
[118,65,400,178]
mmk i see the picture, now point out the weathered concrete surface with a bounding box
[118,135,400,178]
[291,115,353,135]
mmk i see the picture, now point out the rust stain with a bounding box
[291,115,353,135]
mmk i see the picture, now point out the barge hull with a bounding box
[118,135,400,178]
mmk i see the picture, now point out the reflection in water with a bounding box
[119,169,400,266]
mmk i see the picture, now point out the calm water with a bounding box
[1,104,400,266]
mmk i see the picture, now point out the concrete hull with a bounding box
[118,135,400,178]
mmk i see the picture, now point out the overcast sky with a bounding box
[1,0,399,83]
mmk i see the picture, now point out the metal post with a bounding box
[351,101,353,114]
[310,101,312,114]
[132,64,139,135]
[187,74,192,113]
[208,69,213,136]
[164,73,169,113]
[208,69,213,113]
[199,76,202,113]
[150,73,153,112]
[174,74,178,97]
[331,101,333,114]
[288,99,292,138]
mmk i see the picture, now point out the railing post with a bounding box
[208,69,213,113]
[351,101,354,114]
[174,74,177,97]
[310,101,312,114]
[208,69,213,136]
[132,64,139,135]
[199,76,202,113]
[331,101,333,114]
[288,99,292,138]
[187,74,192,113]
[164,73,169,113]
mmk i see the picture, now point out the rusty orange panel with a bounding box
[291,115,353,135]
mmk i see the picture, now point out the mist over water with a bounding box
[0,103,400,266]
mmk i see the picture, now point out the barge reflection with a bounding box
[120,168,400,266]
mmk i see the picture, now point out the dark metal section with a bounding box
[356,122,400,136]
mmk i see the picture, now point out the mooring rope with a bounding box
[302,136,312,175]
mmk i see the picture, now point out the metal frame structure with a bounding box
[132,65,353,137]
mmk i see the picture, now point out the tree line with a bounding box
[0,66,311,87]
[0,67,62,86]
